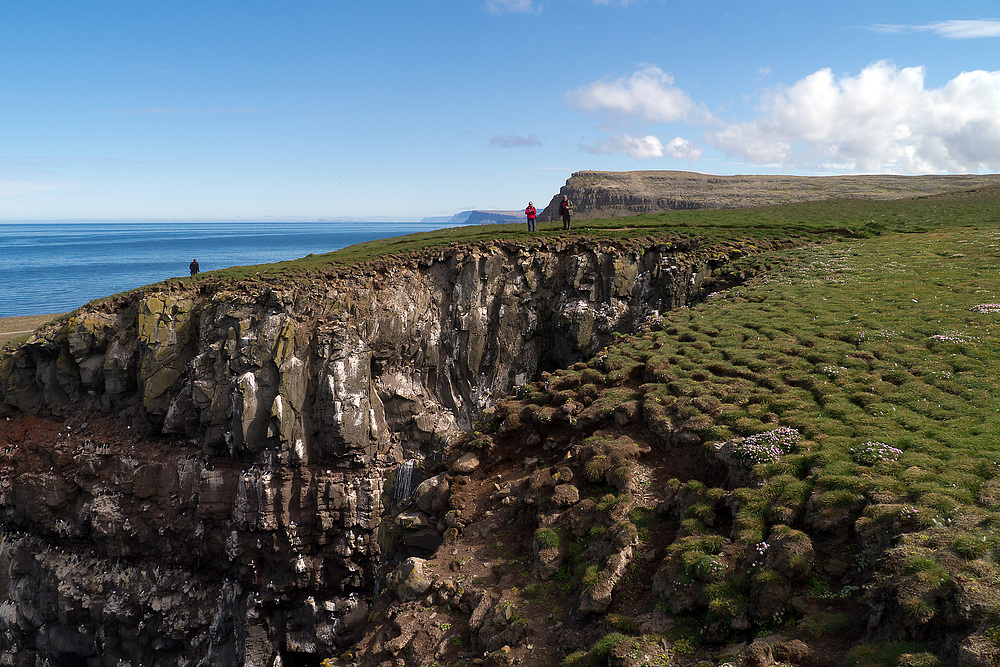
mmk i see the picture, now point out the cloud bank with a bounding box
[710,61,1000,172]
[582,135,703,161]
[870,19,1000,39]
[489,133,542,148]
[584,135,664,160]
[566,66,716,126]
[571,61,1000,173]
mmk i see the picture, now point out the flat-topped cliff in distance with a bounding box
[422,210,524,225]
[537,170,1000,221]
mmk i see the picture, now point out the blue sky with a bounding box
[2,1,999,221]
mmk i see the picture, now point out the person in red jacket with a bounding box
[525,202,537,231]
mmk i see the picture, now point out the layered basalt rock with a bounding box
[0,413,383,665]
[0,236,766,665]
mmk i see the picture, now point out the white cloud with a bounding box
[489,133,542,148]
[707,60,1000,173]
[582,134,703,161]
[483,0,537,15]
[664,137,703,160]
[570,60,1000,172]
[871,19,1000,39]
[567,66,716,125]
[583,134,665,160]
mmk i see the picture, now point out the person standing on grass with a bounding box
[559,195,572,230]
[525,201,537,231]
[190,258,199,277]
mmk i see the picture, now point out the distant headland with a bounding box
[421,209,523,225]
[536,169,1000,221]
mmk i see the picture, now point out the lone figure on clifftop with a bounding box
[189,258,199,277]
[559,195,572,230]
[525,201,537,231]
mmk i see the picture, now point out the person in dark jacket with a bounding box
[525,202,537,231]
[190,258,199,277]
[559,195,572,230]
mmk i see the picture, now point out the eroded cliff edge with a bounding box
[0,234,775,665]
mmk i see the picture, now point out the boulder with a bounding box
[959,633,1000,667]
[551,483,580,507]
[451,452,481,474]
[386,557,433,602]
[413,473,449,514]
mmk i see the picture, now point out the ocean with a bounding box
[0,220,459,318]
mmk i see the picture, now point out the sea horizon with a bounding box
[0,219,462,318]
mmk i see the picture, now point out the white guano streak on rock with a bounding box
[327,357,366,431]
[237,371,259,445]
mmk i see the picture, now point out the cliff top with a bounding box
[5,180,997,348]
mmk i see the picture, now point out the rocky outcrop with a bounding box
[0,236,763,664]
[537,170,1000,222]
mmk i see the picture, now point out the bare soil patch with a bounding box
[0,313,65,347]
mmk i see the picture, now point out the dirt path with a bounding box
[0,313,64,346]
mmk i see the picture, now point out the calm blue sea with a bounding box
[0,221,459,318]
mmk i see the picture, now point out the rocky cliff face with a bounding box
[0,235,763,665]
[2,237,737,461]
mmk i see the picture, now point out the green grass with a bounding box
[534,528,562,550]
[847,643,938,667]
[799,610,856,638]
[482,186,1000,647]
